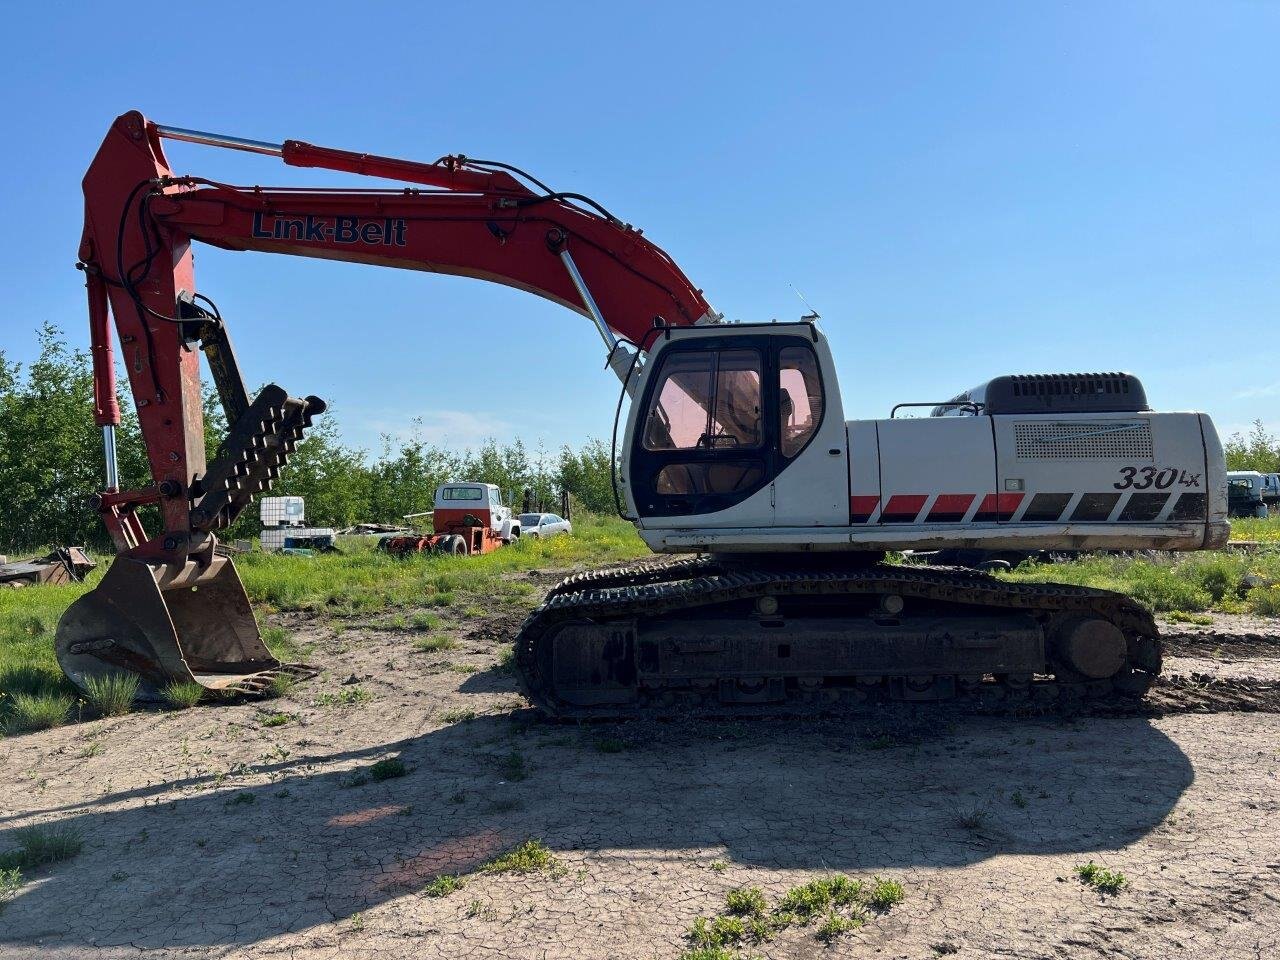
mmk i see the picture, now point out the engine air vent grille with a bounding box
[1015,420,1153,460]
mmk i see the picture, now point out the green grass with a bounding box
[1165,610,1215,625]
[260,711,295,727]
[1000,547,1280,615]
[5,691,72,733]
[481,839,556,875]
[235,513,645,615]
[1074,861,1127,894]
[1227,514,1280,542]
[81,672,138,717]
[160,681,204,710]
[413,634,456,653]
[0,825,83,871]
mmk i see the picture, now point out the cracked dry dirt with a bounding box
[2,575,1279,959]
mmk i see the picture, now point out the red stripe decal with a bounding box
[926,493,975,522]
[974,492,1024,520]
[882,494,929,518]
[849,495,879,522]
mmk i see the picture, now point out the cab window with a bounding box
[642,349,762,451]
[779,345,823,458]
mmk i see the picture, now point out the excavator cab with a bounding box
[622,322,851,536]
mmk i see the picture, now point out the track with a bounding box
[514,558,1164,719]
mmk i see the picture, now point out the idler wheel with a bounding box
[1055,617,1127,679]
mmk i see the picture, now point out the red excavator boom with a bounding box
[80,110,715,560]
[59,110,715,698]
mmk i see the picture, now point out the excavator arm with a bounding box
[57,110,716,699]
[80,110,717,561]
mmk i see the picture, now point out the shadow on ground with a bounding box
[0,709,1192,950]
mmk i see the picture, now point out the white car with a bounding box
[518,512,572,538]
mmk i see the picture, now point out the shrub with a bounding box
[82,673,138,717]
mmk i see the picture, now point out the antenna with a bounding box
[789,283,822,323]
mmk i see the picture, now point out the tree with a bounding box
[1224,420,1280,473]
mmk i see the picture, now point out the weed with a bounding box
[370,758,407,781]
[315,687,371,707]
[424,874,464,897]
[449,790,467,804]
[688,915,746,948]
[274,789,291,799]
[342,773,370,789]
[594,737,625,753]
[0,866,19,907]
[817,910,862,941]
[79,740,102,758]
[955,800,990,830]
[495,646,515,672]
[725,886,767,916]
[82,672,139,717]
[464,898,498,919]
[1165,610,1214,625]
[413,635,456,653]
[709,859,729,873]
[867,877,905,909]
[933,941,960,954]
[484,797,522,814]
[0,825,83,870]
[447,662,479,674]
[411,612,441,630]
[268,673,297,698]
[225,792,255,806]
[1011,790,1029,809]
[161,681,204,709]
[261,626,304,661]
[482,839,556,874]
[111,870,128,881]
[777,876,845,920]
[5,692,72,732]
[349,912,364,932]
[1074,861,1127,895]
[500,749,528,781]
[677,949,734,960]
[260,712,295,727]
[440,708,477,724]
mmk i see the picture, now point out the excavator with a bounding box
[56,110,1229,715]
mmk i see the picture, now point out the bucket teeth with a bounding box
[192,385,325,532]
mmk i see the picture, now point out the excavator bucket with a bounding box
[55,554,313,700]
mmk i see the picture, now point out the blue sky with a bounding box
[1,2,1276,455]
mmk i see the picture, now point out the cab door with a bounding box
[627,331,847,528]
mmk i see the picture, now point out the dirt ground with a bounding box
[2,573,1279,959]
